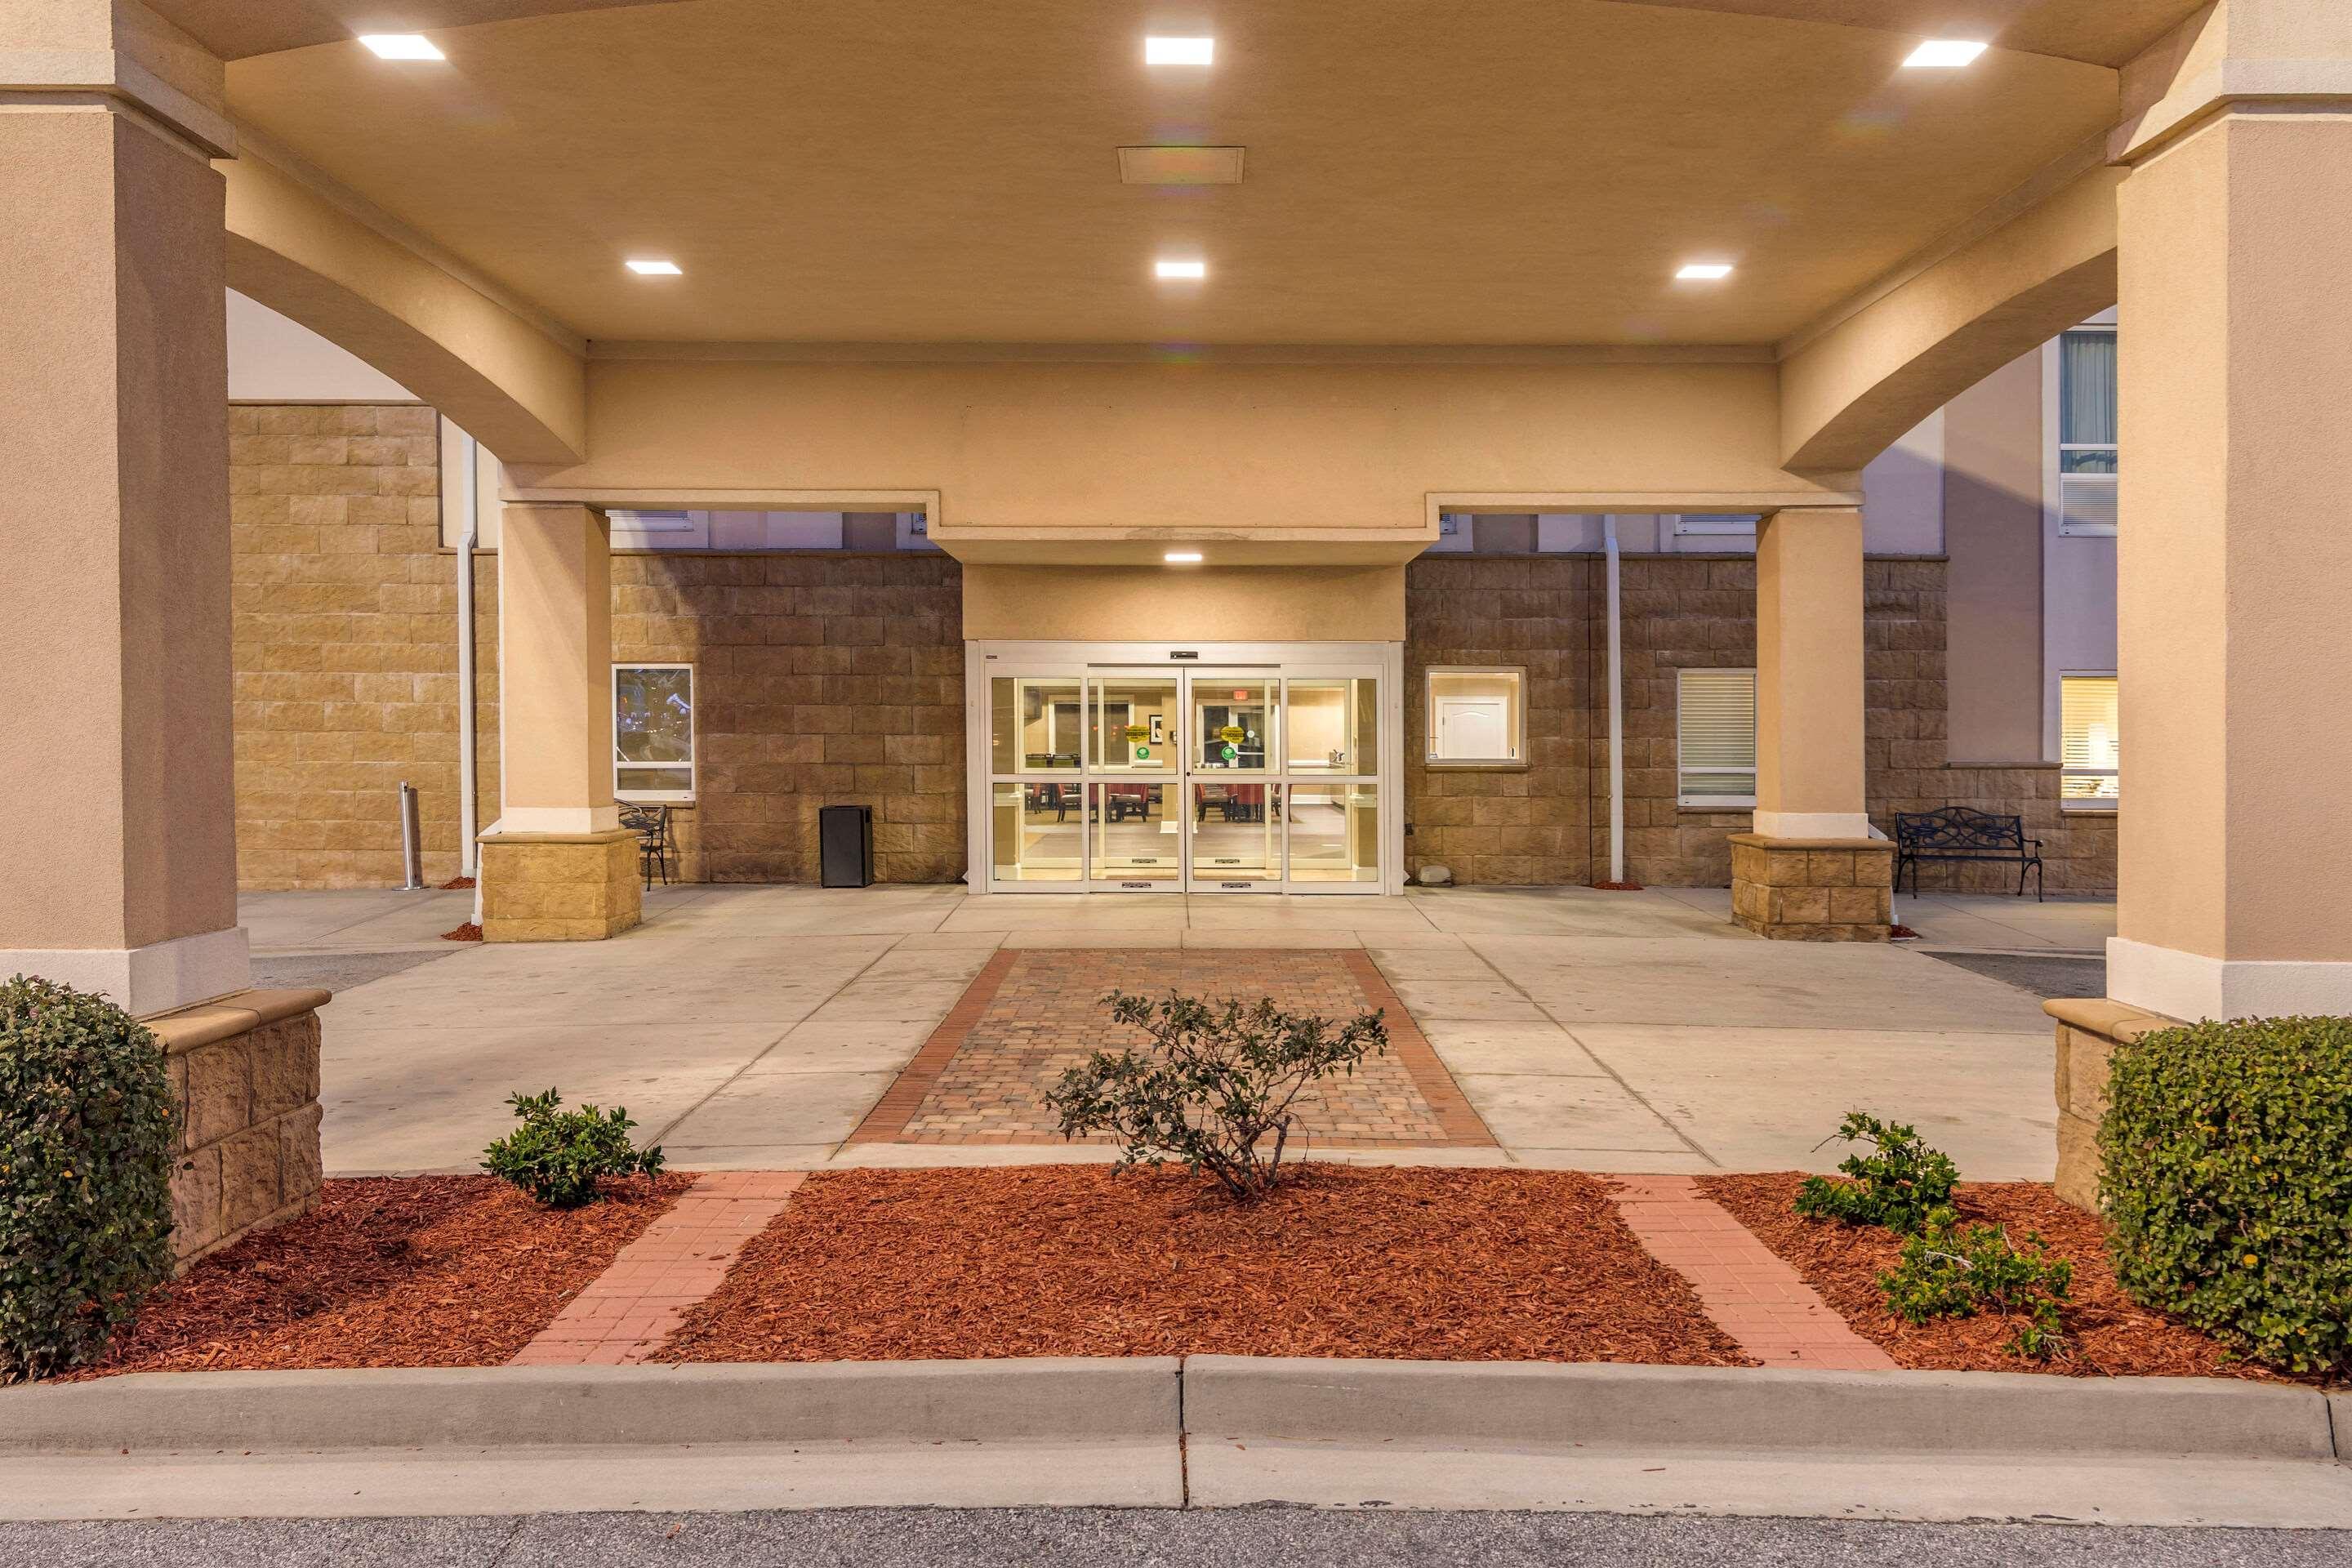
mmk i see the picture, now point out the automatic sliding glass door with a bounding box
[1087,672,1181,889]
[1182,671,1279,891]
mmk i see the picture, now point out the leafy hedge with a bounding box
[482,1089,664,1208]
[2101,1015,2351,1376]
[0,977,177,1383]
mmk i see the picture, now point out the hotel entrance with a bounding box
[969,641,1404,894]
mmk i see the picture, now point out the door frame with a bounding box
[965,639,1405,896]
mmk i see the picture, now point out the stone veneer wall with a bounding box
[148,990,327,1267]
[1401,555,2119,892]
[229,404,490,889]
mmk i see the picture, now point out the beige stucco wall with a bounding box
[498,504,614,830]
[961,564,1405,644]
[1753,510,1866,826]
[1,105,236,953]
[1941,351,2047,764]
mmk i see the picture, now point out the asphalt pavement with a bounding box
[2,1509,2346,1568]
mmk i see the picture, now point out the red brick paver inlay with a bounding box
[510,1171,805,1366]
[848,948,1494,1148]
[1610,1175,1898,1373]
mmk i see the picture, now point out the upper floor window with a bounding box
[2060,674,2120,809]
[1677,668,1757,808]
[2057,327,2118,536]
[615,662,695,801]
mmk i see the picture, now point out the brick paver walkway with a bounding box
[510,1171,805,1365]
[849,948,1493,1148]
[1610,1174,1898,1372]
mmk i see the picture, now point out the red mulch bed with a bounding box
[654,1165,1752,1365]
[439,876,477,891]
[441,922,483,942]
[69,1174,692,1379]
[1699,1174,2312,1383]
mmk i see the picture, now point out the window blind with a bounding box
[1677,669,1757,804]
[2060,675,2120,802]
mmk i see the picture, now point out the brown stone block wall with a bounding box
[229,403,475,889]
[479,831,643,940]
[1401,556,1595,887]
[150,991,327,1267]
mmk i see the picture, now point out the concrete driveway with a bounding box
[239,883,2109,1181]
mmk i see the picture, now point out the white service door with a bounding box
[1436,697,1508,760]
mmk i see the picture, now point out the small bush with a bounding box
[1879,1209,2075,1361]
[1793,1111,1959,1233]
[481,1089,664,1209]
[2101,1016,2352,1377]
[1046,991,1388,1201]
[0,976,177,1383]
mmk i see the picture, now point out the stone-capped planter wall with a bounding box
[146,990,329,1267]
[2044,996,2176,1213]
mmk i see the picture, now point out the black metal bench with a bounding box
[1892,808,2044,900]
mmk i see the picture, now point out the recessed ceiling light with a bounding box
[358,34,444,60]
[625,259,683,275]
[1154,258,1208,280]
[1145,36,1214,66]
[1676,262,1735,281]
[1165,551,1204,564]
[1903,40,1989,68]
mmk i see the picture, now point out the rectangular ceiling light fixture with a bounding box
[1903,40,1989,67]
[1145,36,1215,66]
[1155,258,1208,280]
[358,34,445,60]
[626,259,684,275]
[1165,551,1205,563]
[1118,146,1246,185]
[1676,261,1735,280]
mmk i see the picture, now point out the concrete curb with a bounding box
[0,1360,1181,1455]
[0,1357,2338,1465]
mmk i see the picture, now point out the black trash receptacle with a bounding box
[819,804,875,889]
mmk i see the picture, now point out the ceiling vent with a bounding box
[1118,146,1245,185]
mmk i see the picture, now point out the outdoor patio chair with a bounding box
[617,802,674,890]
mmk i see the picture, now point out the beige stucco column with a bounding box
[479,502,640,940]
[0,7,252,1013]
[2102,0,2352,1020]
[1729,507,1892,940]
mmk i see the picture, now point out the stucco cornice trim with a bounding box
[0,47,235,158]
[1428,489,1864,520]
[229,120,587,359]
[2111,60,2352,163]
[585,341,1780,368]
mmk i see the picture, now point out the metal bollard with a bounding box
[398,782,425,890]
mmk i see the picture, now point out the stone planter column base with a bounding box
[1727,833,1894,941]
[146,989,330,1269]
[2043,996,2178,1213]
[479,829,644,942]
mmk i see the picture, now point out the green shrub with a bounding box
[0,976,177,1383]
[1793,1111,1959,1233]
[481,1089,664,1209]
[1046,991,1388,1200]
[2101,1016,2352,1376]
[1879,1209,2075,1361]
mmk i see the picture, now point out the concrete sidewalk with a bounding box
[235,884,2103,1178]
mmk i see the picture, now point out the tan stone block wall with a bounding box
[1729,835,1894,941]
[229,403,486,889]
[159,1005,324,1267]
[479,832,642,940]
[2046,998,2174,1213]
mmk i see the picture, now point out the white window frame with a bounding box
[1676,666,1758,808]
[612,662,697,804]
[2047,323,2118,537]
[2058,670,2120,813]
[1423,665,1526,768]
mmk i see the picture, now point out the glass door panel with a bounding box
[991,676,1083,773]
[1090,675,1178,775]
[1287,782,1379,885]
[1282,677,1375,774]
[1191,678,1272,773]
[990,782,1083,882]
[1191,782,1281,887]
[1089,782,1178,884]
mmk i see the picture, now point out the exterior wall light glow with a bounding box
[626,259,684,275]
[1903,40,1989,67]
[1165,551,1204,563]
[1676,262,1735,280]
[359,35,445,60]
[1154,258,1208,280]
[1145,36,1215,66]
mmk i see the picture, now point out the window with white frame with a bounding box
[1677,668,1757,807]
[614,663,695,801]
[1425,667,1524,764]
[2060,674,2119,808]
[2057,327,2118,536]
[1672,513,1760,537]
